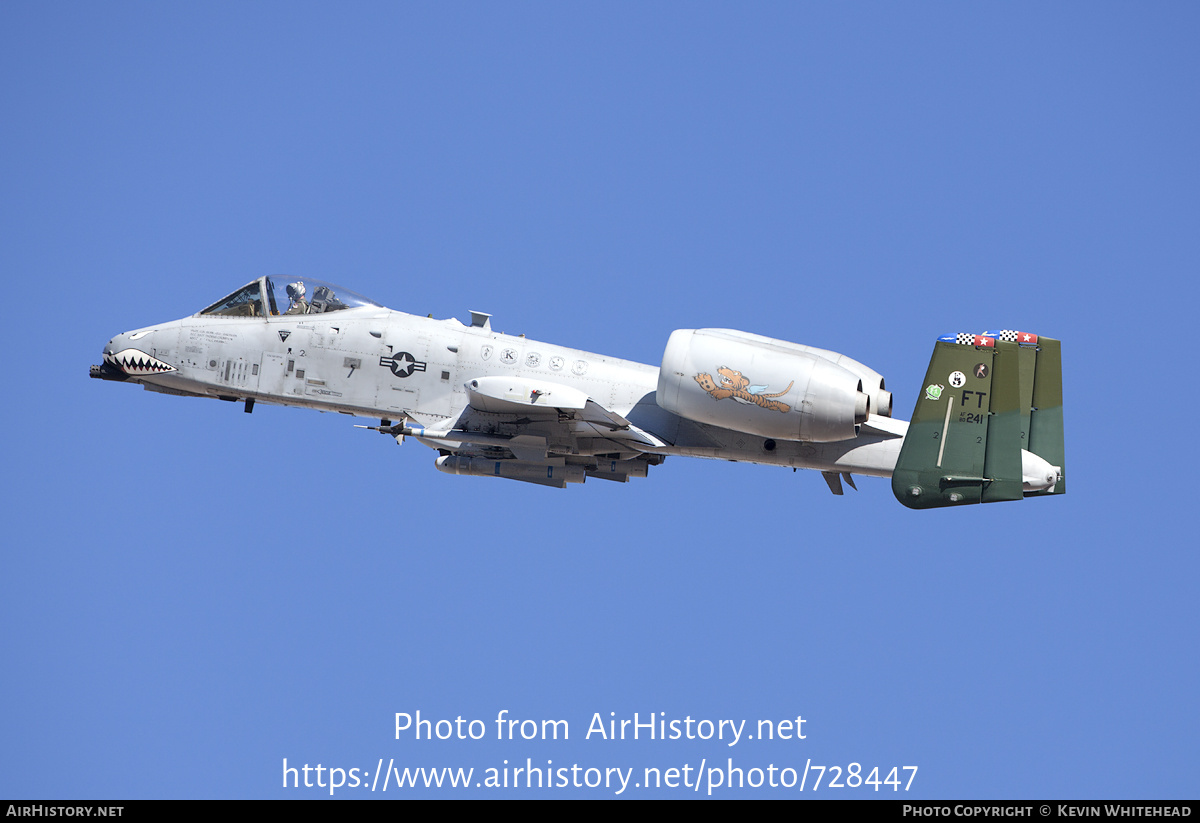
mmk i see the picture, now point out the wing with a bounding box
[403,376,667,488]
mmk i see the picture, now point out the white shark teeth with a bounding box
[108,348,176,375]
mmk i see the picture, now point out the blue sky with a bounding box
[2,2,1197,799]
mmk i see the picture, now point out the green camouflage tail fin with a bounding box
[892,331,1065,510]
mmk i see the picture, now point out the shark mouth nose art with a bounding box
[106,348,177,375]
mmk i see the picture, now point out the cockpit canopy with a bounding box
[198,277,383,317]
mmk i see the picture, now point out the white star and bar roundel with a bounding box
[379,351,427,378]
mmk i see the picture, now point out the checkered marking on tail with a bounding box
[984,329,1039,345]
[939,333,996,347]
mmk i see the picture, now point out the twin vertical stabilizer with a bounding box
[892,332,1065,510]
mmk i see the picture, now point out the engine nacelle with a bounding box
[656,329,872,442]
[779,342,892,418]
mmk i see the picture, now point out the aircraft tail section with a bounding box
[1024,334,1066,497]
[892,332,1064,510]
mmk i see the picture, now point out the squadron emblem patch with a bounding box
[694,367,793,413]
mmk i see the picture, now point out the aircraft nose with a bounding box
[99,329,178,377]
[101,332,130,366]
[92,334,132,382]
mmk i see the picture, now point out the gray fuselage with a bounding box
[99,291,906,483]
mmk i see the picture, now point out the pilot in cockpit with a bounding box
[284,281,309,315]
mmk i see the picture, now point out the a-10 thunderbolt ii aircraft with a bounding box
[91,276,1065,508]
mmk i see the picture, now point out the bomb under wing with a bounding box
[91,276,1064,508]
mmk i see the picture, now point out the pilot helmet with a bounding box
[286,281,306,301]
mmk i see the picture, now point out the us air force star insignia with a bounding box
[379,351,427,378]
